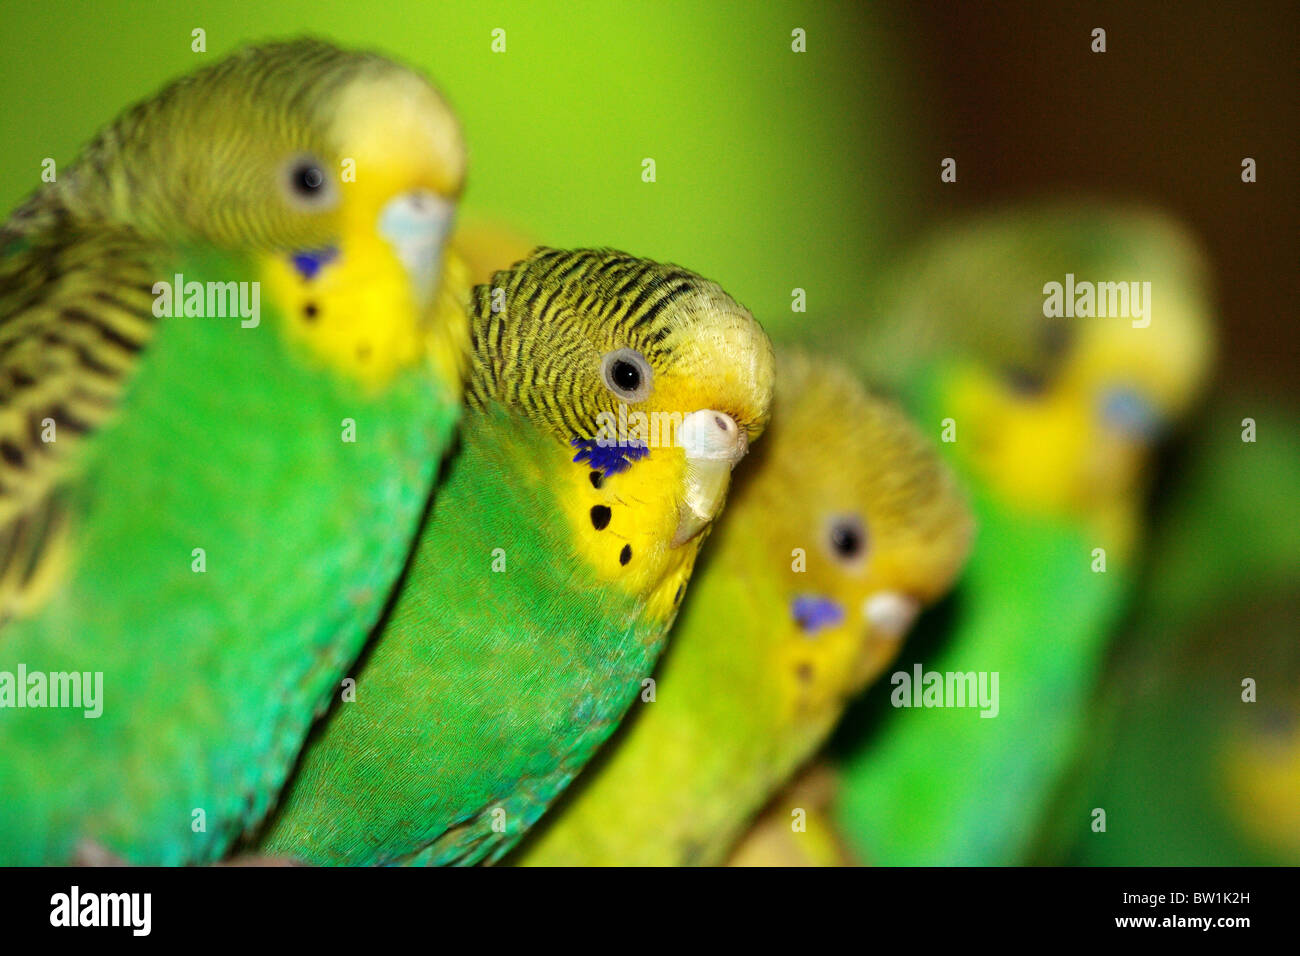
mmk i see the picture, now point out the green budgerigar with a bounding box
[0,39,470,865]
[256,248,775,865]
[824,203,1216,865]
[509,352,972,866]
[1058,391,1300,866]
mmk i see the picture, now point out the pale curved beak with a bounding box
[672,409,748,546]
[862,591,920,640]
[378,190,455,308]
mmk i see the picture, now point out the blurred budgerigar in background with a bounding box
[0,39,470,865]
[820,204,1218,865]
[510,352,972,866]
[1054,395,1300,866]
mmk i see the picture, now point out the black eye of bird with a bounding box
[283,156,336,210]
[828,515,867,562]
[1003,365,1049,397]
[611,360,640,392]
[292,163,326,195]
[599,348,654,402]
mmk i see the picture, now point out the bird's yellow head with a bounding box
[729,353,973,724]
[868,204,1215,545]
[467,248,775,618]
[59,38,468,389]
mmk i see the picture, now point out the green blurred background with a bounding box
[0,0,923,333]
[3,1,1295,865]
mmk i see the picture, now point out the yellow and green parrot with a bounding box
[255,248,775,865]
[0,39,470,865]
[821,203,1216,865]
[509,352,972,866]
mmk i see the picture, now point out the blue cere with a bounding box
[792,595,845,635]
[1099,385,1162,440]
[571,436,651,476]
[291,246,340,280]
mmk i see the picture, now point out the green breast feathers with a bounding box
[0,39,468,865]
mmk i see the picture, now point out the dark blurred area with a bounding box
[899,0,1297,393]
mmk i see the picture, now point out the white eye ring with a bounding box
[600,348,654,403]
[281,154,339,212]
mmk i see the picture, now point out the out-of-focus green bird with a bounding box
[509,352,972,866]
[1053,391,1300,865]
[822,203,1216,865]
[0,39,470,865]
[256,248,775,865]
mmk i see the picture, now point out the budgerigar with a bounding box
[0,39,470,865]
[510,352,972,866]
[822,203,1216,865]
[256,248,775,865]
[1059,392,1300,865]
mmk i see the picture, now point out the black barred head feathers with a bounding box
[466,248,775,454]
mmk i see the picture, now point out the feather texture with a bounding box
[257,249,775,865]
[0,39,468,864]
